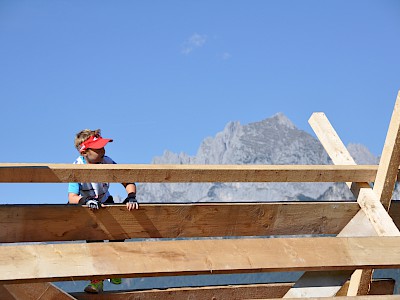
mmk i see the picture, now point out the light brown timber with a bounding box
[3,201,400,244]
[373,90,400,210]
[308,112,369,196]
[1,237,400,283]
[0,202,364,243]
[0,163,383,183]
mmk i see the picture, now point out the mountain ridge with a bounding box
[140,113,384,203]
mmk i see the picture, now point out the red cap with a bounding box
[79,135,113,153]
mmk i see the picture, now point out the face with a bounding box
[83,148,105,164]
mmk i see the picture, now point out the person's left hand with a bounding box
[123,192,139,211]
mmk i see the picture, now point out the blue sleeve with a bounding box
[68,182,81,195]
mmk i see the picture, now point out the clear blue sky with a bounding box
[1,1,400,204]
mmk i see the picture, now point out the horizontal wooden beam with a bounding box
[0,202,364,243]
[0,163,383,183]
[0,201,400,243]
[69,279,395,300]
[2,201,400,243]
[2,236,400,283]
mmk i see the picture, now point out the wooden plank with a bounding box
[373,90,400,210]
[356,187,399,236]
[1,237,400,283]
[0,163,381,183]
[2,200,400,243]
[69,280,395,300]
[346,269,373,296]
[308,113,357,166]
[308,112,370,197]
[0,202,362,243]
[3,282,76,300]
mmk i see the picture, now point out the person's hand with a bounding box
[79,195,102,210]
[123,192,139,211]
[86,199,101,210]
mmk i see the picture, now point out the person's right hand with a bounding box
[79,196,101,210]
[86,199,101,210]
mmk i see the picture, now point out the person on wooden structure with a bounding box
[68,128,138,294]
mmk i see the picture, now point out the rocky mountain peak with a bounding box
[142,113,379,203]
[263,112,296,130]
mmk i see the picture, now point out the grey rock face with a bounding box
[140,113,383,203]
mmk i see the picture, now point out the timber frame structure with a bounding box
[1,91,400,299]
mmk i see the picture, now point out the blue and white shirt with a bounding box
[68,155,116,203]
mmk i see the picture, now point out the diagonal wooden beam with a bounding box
[373,90,400,210]
[308,112,368,196]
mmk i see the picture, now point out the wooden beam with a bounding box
[0,163,382,183]
[357,188,399,236]
[373,90,400,210]
[346,269,373,296]
[69,279,395,300]
[0,202,362,243]
[308,112,370,197]
[1,237,400,283]
[3,282,76,300]
[3,201,400,243]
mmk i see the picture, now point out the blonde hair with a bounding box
[74,129,101,151]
